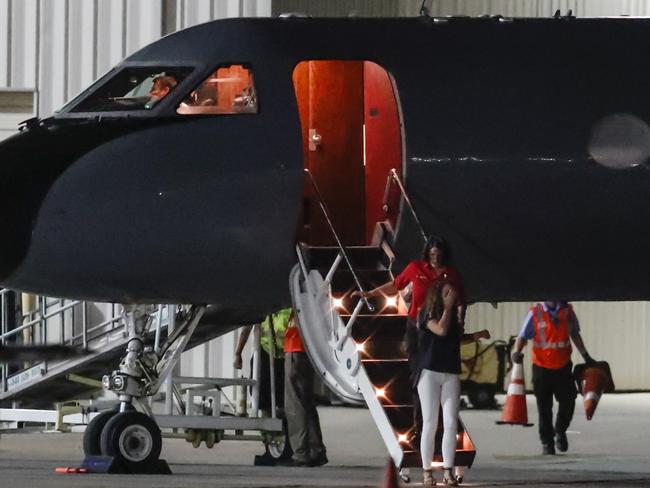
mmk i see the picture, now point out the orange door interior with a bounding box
[293,61,402,246]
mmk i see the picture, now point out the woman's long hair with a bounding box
[423,279,446,321]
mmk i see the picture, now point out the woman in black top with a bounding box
[416,280,489,486]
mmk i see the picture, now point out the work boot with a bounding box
[555,432,568,452]
[309,453,328,467]
[542,443,556,455]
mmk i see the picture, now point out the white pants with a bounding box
[417,368,461,469]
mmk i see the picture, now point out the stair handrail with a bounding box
[382,168,428,245]
[303,169,374,312]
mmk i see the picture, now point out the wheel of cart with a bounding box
[262,417,292,460]
[454,466,465,484]
[467,383,497,409]
[99,411,163,472]
[398,469,411,483]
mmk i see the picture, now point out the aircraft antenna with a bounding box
[419,0,430,17]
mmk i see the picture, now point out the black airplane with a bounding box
[3,13,650,473]
[2,15,650,310]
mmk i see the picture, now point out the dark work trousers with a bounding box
[532,362,577,446]
[284,351,326,463]
[252,349,285,414]
[405,318,423,436]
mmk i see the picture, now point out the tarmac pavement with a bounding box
[0,393,649,487]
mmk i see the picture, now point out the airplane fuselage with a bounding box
[2,16,650,318]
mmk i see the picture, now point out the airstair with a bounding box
[0,295,238,408]
[291,169,476,471]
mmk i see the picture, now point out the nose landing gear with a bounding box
[81,304,205,474]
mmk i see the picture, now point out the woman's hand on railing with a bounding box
[473,329,491,341]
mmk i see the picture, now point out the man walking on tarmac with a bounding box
[511,301,595,455]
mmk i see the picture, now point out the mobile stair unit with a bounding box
[291,169,476,473]
[0,299,239,408]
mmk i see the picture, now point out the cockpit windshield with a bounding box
[68,66,193,113]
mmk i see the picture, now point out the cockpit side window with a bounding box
[68,67,193,113]
[176,64,257,115]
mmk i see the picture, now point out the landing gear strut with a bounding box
[82,304,205,473]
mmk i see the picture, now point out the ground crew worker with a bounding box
[512,301,595,455]
[281,309,328,467]
[234,308,291,416]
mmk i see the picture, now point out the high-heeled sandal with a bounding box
[442,468,458,486]
[422,468,436,486]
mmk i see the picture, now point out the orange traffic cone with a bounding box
[380,458,399,488]
[496,361,533,426]
[574,361,615,421]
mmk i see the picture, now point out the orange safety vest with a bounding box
[284,322,304,353]
[281,310,304,353]
[531,303,573,369]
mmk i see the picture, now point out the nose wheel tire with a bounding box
[83,408,119,456]
[100,411,162,472]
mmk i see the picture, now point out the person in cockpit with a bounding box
[144,75,177,109]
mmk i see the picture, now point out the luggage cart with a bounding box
[460,339,509,409]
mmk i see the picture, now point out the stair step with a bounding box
[362,360,412,405]
[357,341,406,359]
[401,450,421,468]
[303,245,390,272]
[351,314,409,359]
[349,314,409,341]
[329,270,394,295]
[332,294,392,314]
[383,405,415,432]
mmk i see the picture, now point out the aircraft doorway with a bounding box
[293,61,403,246]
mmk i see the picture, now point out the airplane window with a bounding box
[69,67,193,112]
[176,64,258,115]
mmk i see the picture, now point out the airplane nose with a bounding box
[0,132,43,283]
[0,124,77,285]
[0,117,147,288]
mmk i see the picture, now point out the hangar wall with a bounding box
[273,0,650,17]
[467,301,650,391]
[0,0,649,390]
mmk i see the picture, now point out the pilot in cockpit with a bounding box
[144,75,177,109]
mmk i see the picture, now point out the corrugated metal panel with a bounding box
[125,0,162,58]
[0,0,9,86]
[96,0,127,79]
[39,0,67,116]
[67,0,96,104]
[468,301,650,390]
[9,0,38,89]
[0,89,34,140]
[274,0,650,17]
[400,0,650,17]
[177,0,271,29]
[273,0,399,17]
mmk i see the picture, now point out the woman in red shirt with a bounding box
[353,236,466,357]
